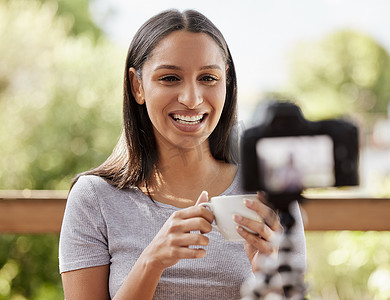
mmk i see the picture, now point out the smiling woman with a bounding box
[129,31,227,150]
[58,9,306,300]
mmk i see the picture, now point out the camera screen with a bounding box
[256,135,335,193]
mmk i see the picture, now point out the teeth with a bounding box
[172,114,204,124]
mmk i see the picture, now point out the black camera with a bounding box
[240,101,359,209]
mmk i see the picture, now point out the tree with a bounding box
[0,0,124,190]
[284,30,390,120]
[3,0,104,40]
[0,1,124,298]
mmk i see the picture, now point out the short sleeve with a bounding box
[59,176,110,273]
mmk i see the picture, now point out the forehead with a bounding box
[145,31,226,69]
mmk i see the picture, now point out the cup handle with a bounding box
[198,202,219,231]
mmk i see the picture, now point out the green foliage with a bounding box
[0,1,123,297]
[0,235,62,300]
[46,0,103,40]
[285,30,390,120]
[3,0,104,41]
[0,0,125,190]
[305,231,390,300]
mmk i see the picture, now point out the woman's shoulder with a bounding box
[73,174,112,188]
[69,175,140,204]
[71,175,113,196]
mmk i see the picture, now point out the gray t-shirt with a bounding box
[59,171,306,299]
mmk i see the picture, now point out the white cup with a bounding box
[199,194,262,242]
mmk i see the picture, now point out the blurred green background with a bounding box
[1,0,390,299]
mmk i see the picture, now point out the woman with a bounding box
[59,9,306,300]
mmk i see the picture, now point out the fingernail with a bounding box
[244,199,253,207]
[233,214,242,222]
[197,250,206,258]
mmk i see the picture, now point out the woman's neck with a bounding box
[144,141,237,208]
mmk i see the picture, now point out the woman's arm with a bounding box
[61,256,164,300]
[62,265,110,300]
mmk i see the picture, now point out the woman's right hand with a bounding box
[140,191,214,271]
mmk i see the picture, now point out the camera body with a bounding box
[241,101,359,209]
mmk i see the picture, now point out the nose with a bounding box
[178,82,203,109]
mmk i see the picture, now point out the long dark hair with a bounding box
[73,9,238,189]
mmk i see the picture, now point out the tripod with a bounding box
[241,199,307,300]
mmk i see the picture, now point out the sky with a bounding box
[92,0,390,113]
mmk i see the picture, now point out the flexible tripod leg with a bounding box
[241,203,306,300]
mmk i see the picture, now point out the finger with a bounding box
[195,190,209,206]
[236,226,274,255]
[175,247,207,259]
[168,233,210,247]
[174,206,214,224]
[233,214,273,241]
[169,217,212,234]
[244,198,283,232]
[163,245,207,259]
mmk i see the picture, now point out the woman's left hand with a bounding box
[233,192,284,272]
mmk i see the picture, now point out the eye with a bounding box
[159,75,180,82]
[199,75,219,84]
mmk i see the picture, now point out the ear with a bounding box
[129,67,145,105]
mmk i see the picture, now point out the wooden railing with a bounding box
[0,190,68,233]
[0,190,390,233]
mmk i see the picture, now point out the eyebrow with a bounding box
[153,64,222,71]
[200,64,223,71]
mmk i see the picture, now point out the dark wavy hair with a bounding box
[73,9,238,189]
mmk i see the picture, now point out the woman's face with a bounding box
[132,30,227,152]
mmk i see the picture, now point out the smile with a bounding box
[171,113,205,125]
